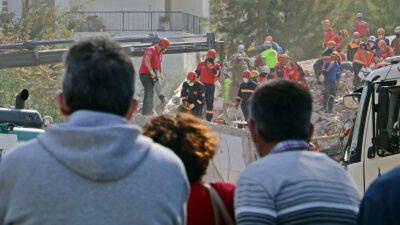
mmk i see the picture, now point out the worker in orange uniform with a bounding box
[375,28,390,55]
[378,40,394,60]
[274,54,290,80]
[235,70,258,121]
[332,29,349,51]
[323,20,335,48]
[181,72,205,117]
[353,36,377,89]
[139,38,170,115]
[195,49,221,122]
[353,13,369,38]
[286,61,308,88]
[391,26,400,56]
[347,32,362,62]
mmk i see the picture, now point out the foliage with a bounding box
[0,2,88,123]
[210,0,399,60]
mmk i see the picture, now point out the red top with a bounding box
[139,45,163,74]
[197,61,221,84]
[332,35,343,51]
[379,46,394,59]
[323,27,335,45]
[353,20,369,36]
[187,182,235,225]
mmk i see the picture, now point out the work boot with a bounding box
[159,95,166,104]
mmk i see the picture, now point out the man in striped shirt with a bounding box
[234,80,361,225]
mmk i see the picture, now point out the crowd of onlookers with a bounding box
[1,36,400,225]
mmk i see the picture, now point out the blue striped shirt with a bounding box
[235,141,361,225]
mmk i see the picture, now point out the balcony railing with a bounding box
[70,11,202,34]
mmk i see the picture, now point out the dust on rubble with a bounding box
[298,59,357,155]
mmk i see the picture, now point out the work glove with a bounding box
[235,101,239,109]
[322,42,325,49]
[150,71,156,79]
[247,46,255,52]
[190,104,195,109]
[160,72,164,80]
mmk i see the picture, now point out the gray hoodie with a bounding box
[0,110,189,225]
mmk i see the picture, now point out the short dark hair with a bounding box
[142,113,218,183]
[62,37,135,116]
[250,80,313,142]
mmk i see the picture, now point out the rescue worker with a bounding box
[375,28,390,55]
[195,49,221,122]
[286,61,308,88]
[323,19,335,48]
[250,70,259,83]
[274,54,290,80]
[139,38,170,115]
[228,53,248,103]
[262,41,278,75]
[322,41,337,64]
[181,71,205,117]
[235,70,258,121]
[223,72,233,109]
[353,12,369,38]
[347,32,362,62]
[391,26,400,56]
[353,36,377,89]
[378,40,394,60]
[322,51,341,113]
[247,36,283,54]
[237,44,251,68]
[258,66,270,83]
[332,29,349,51]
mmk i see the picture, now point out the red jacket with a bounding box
[324,27,335,45]
[187,182,235,225]
[286,62,308,88]
[353,20,369,36]
[274,62,288,80]
[197,61,221,85]
[332,35,343,51]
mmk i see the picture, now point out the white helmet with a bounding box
[358,67,372,80]
[238,45,245,51]
[356,12,363,18]
[368,35,377,42]
[395,26,400,34]
[234,54,243,60]
[263,41,273,47]
[261,66,270,74]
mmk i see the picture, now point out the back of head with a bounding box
[62,37,135,116]
[142,113,218,183]
[250,80,312,142]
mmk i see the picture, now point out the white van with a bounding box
[343,56,400,192]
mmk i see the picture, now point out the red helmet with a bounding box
[187,72,197,83]
[159,38,170,48]
[242,70,251,78]
[207,49,217,58]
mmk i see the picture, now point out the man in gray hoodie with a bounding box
[0,38,189,225]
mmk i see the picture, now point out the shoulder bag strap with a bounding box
[204,184,235,225]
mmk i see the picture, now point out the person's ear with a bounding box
[55,91,70,119]
[308,123,315,143]
[125,98,139,120]
[248,119,258,144]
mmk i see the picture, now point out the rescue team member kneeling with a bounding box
[235,70,258,121]
[195,49,221,122]
[181,72,205,117]
[139,38,170,115]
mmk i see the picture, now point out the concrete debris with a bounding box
[299,60,358,151]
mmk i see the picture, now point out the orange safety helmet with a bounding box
[330,51,340,60]
[207,49,217,58]
[159,38,170,48]
[327,40,337,47]
[265,36,273,42]
[340,29,349,38]
[353,32,360,38]
[280,54,290,60]
[242,70,251,78]
[378,40,387,49]
[322,19,330,27]
[187,71,197,83]
[251,70,259,77]
[377,28,385,36]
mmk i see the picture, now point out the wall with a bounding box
[171,0,209,17]
[83,0,165,12]
[6,0,22,18]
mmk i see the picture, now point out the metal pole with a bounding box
[122,12,125,32]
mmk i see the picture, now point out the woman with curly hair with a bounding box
[143,113,235,225]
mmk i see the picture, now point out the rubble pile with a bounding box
[299,59,358,152]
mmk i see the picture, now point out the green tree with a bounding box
[365,0,400,36]
[210,0,357,60]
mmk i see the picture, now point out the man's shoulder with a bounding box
[366,166,400,197]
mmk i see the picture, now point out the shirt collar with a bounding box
[270,140,309,154]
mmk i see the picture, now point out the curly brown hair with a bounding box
[142,113,218,183]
